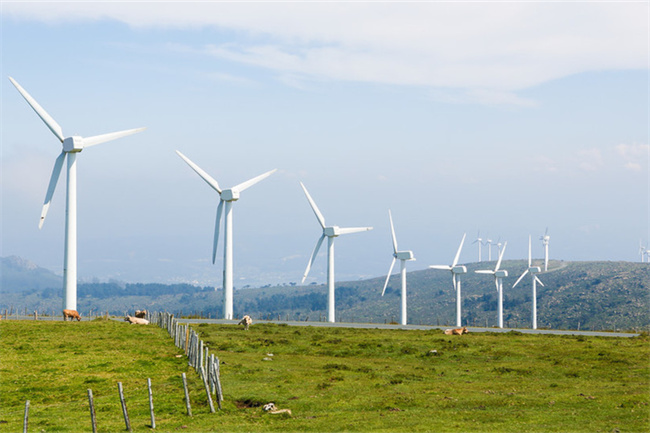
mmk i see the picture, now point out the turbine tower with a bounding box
[381,210,415,326]
[475,241,508,328]
[300,182,372,323]
[429,233,467,327]
[540,227,550,271]
[9,77,145,312]
[176,151,276,320]
[512,236,544,329]
[639,240,647,263]
[472,231,483,262]
[485,235,494,261]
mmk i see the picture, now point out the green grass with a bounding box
[1,320,648,432]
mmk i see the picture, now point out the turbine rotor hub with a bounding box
[63,136,84,153]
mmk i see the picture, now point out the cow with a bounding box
[124,315,149,325]
[134,310,148,319]
[238,315,252,330]
[444,326,468,336]
[62,309,81,321]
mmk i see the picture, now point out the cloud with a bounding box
[3,2,648,105]
[576,149,604,172]
[615,143,649,171]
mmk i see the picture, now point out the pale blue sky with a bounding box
[1,2,648,287]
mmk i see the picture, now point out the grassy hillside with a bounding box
[1,260,648,331]
[0,320,648,432]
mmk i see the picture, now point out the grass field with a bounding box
[1,319,648,432]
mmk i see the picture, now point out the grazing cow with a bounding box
[134,310,147,319]
[444,326,468,336]
[124,315,149,325]
[238,315,252,330]
[62,309,81,321]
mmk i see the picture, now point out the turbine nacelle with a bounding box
[324,226,340,237]
[395,251,415,261]
[452,265,467,274]
[62,136,84,153]
[495,270,508,278]
[220,189,240,202]
[529,266,541,274]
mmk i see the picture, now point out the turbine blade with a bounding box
[494,277,500,292]
[176,150,222,194]
[300,182,326,229]
[381,257,397,296]
[338,227,373,235]
[535,275,545,287]
[39,151,66,229]
[233,168,277,192]
[452,233,467,267]
[429,265,452,271]
[495,241,507,271]
[452,273,457,292]
[302,234,326,283]
[388,210,398,253]
[512,269,528,288]
[83,127,146,148]
[212,200,224,264]
[9,77,65,142]
[475,270,494,275]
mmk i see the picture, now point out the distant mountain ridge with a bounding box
[0,256,647,332]
[1,256,62,293]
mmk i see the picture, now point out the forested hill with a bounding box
[1,258,647,331]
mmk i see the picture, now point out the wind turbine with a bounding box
[639,240,647,263]
[512,236,544,329]
[300,182,372,323]
[381,210,415,326]
[540,228,550,271]
[475,241,508,328]
[176,151,276,320]
[485,235,494,261]
[429,233,467,327]
[472,231,483,262]
[9,77,145,312]
[495,237,504,256]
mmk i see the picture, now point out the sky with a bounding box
[1,1,648,289]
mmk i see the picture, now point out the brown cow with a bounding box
[134,310,147,319]
[62,309,81,321]
[444,326,468,336]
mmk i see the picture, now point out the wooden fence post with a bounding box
[23,400,29,433]
[117,382,131,432]
[182,373,192,417]
[88,389,97,433]
[147,378,156,429]
[201,367,216,413]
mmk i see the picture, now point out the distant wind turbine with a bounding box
[9,77,145,311]
[300,182,372,323]
[472,231,483,262]
[381,210,415,326]
[540,228,550,271]
[512,236,544,330]
[485,235,494,261]
[429,233,467,327]
[176,151,276,320]
[475,241,508,328]
[639,240,647,263]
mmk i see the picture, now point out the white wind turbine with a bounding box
[540,228,550,271]
[429,233,467,327]
[639,240,647,263]
[300,182,372,323]
[475,241,508,328]
[512,236,544,330]
[485,235,494,261]
[472,231,483,262]
[176,151,276,320]
[381,210,415,326]
[9,77,145,312]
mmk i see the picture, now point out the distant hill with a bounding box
[0,257,647,331]
[0,256,62,293]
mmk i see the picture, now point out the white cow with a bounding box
[238,315,252,330]
[124,315,149,325]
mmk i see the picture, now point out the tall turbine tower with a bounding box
[540,228,550,271]
[512,236,544,329]
[476,242,508,328]
[176,151,276,320]
[485,235,494,261]
[300,182,372,323]
[429,233,467,327]
[381,210,415,326]
[9,77,145,312]
[639,240,647,263]
[472,231,483,262]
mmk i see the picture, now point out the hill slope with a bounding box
[1,258,647,331]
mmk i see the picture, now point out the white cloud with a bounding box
[615,143,649,171]
[3,2,647,105]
